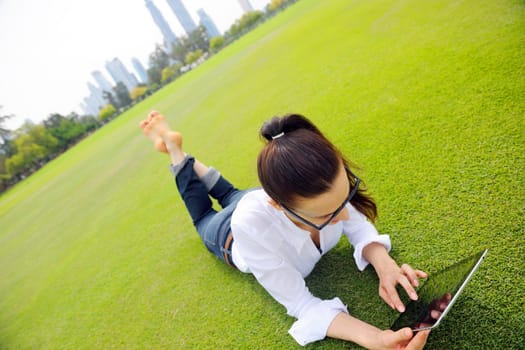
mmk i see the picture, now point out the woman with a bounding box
[140,111,430,349]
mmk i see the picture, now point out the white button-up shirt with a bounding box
[231,189,391,346]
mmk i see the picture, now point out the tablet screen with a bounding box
[391,249,487,331]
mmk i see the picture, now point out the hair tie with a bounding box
[272,132,285,140]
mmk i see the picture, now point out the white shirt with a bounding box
[230,189,391,346]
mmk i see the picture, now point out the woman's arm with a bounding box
[363,242,427,312]
[327,312,430,350]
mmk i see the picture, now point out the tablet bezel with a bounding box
[391,249,488,331]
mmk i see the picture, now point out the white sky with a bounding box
[0,0,269,129]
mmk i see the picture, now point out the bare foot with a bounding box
[140,111,168,153]
[140,111,186,164]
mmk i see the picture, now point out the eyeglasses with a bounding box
[280,168,361,231]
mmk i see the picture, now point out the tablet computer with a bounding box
[391,249,488,331]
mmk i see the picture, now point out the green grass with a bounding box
[1,0,524,348]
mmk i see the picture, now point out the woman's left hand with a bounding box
[377,261,428,312]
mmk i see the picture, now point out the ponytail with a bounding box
[257,114,377,222]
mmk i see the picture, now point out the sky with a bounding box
[0,0,269,129]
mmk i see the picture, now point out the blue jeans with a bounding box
[174,156,248,267]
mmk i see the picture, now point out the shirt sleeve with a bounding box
[232,220,348,346]
[342,204,391,271]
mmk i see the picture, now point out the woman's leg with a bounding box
[140,111,245,209]
[140,111,216,223]
[140,111,242,264]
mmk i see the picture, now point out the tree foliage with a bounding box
[130,86,148,101]
[5,123,59,178]
[209,36,225,52]
[0,106,13,145]
[161,64,181,84]
[112,82,132,108]
[43,113,88,151]
[268,0,285,11]
[227,11,264,37]
[185,50,203,65]
[98,104,117,122]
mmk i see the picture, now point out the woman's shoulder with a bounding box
[235,188,270,211]
[232,189,280,231]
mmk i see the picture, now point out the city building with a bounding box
[87,82,106,107]
[105,57,139,92]
[81,98,99,116]
[197,8,220,38]
[131,57,149,84]
[91,70,114,94]
[82,89,105,116]
[237,0,254,13]
[165,0,197,36]
[145,0,178,52]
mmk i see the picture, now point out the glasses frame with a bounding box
[280,167,361,231]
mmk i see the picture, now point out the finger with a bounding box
[379,286,396,310]
[398,274,418,301]
[391,328,414,345]
[416,269,428,279]
[430,310,442,320]
[401,264,421,287]
[438,301,449,311]
[384,284,406,312]
[405,330,430,350]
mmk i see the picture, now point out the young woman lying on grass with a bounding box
[140,111,432,349]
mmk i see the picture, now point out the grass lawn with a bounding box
[0,0,523,348]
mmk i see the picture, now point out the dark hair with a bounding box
[257,114,377,222]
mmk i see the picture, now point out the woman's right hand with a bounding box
[376,328,430,350]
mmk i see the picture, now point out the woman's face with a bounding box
[284,162,350,230]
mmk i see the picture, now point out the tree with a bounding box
[161,64,182,83]
[18,122,60,156]
[5,122,59,178]
[6,143,47,177]
[113,82,132,108]
[77,114,100,132]
[147,66,162,86]
[98,104,116,122]
[0,106,13,155]
[209,36,225,52]
[170,27,208,65]
[188,26,209,52]
[130,86,148,101]
[185,49,203,65]
[102,91,118,108]
[171,38,192,64]
[268,0,285,11]
[227,11,264,37]
[44,113,87,151]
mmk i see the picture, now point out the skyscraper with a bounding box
[91,70,114,93]
[131,58,149,84]
[166,0,197,36]
[145,0,178,52]
[81,97,100,116]
[197,9,220,38]
[105,58,139,92]
[87,82,106,107]
[237,0,254,13]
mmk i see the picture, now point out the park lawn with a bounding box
[0,0,524,348]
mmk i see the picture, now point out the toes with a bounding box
[140,120,149,129]
[147,110,160,121]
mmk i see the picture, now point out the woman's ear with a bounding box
[268,198,283,211]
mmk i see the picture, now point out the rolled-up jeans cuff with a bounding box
[169,155,192,178]
[200,167,221,191]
